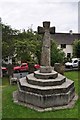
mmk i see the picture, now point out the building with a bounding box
[52,32,80,58]
[2,56,12,65]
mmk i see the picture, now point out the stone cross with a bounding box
[38,21,55,67]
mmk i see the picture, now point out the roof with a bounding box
[51,33,80,45]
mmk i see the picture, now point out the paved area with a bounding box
[65,67,79,71]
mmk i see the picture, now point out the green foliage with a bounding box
[2,23,42,64]
[14,31,42,63]
[51,40,65,66]
[2,23,65,65]
[73,39,80,58]
[15,39,36,62]
[2,23,18,59]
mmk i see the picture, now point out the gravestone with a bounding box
[13,21,77,112]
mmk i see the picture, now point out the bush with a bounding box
[51,41,65,66]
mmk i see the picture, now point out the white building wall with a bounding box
[58,45,73,57]
[2,56,12,64]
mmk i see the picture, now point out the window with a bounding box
[21,64,26,67]
[61,44,66,48]
[74,60,78,63]
[5,58,8,62]
[67,53,71,58]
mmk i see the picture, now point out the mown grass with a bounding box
[2,71,80,119]
[64,71,79,94]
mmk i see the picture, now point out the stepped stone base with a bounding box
[40,66,52,73]
[27,73,66,86]
[13,70,78,111]
[15,88,75,108]
[18,77,74,95]
[34,70,58,79]
[13,91,78,112]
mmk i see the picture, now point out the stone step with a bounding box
[18,77,74,95]
[16,86,75,109]
[26,73,66,86]
[34,70,58,79]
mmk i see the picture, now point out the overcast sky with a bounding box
[0,0,79,33]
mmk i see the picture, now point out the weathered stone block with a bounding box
[27,73,66,86]
[10,77,17,85]
[40,66,52,73]
[17,86,75,108]
[54,63,65,75]
[34,70,58,79]
[18,77,74,95]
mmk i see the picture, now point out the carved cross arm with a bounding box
[38,26,45,34]
[49,27,55,34]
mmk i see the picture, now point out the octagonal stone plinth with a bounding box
[13,70,77,111]
[19,77,74,95]
[13,86,75,109]
[26,73,66,86]
[34,70,58,79]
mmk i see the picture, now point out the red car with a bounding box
[1,67,7,71]
[1,67,8,76]
[34,64,40,69]
[13,63,28,71]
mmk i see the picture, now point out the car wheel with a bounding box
[70,65,73,69]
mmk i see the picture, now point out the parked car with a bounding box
[1,67,8,76]
[65,58,80,68]
[1,67,7,71]
[34,64,40,70]
[13,63,28,72]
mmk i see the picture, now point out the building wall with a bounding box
[2,56,12,65]
[58,45,73,57]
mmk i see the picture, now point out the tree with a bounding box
[51,40,65,66]
[14,31,42,64]
[2,22,65,67]
[73,39,80,58]
[34,33,42,64]
[2,23,18,59]
[2,23,19,76]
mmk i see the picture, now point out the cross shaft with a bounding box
[38,21,55,67]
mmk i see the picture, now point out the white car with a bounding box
[65,58,80,68]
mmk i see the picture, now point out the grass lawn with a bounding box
[2,71,80,119]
